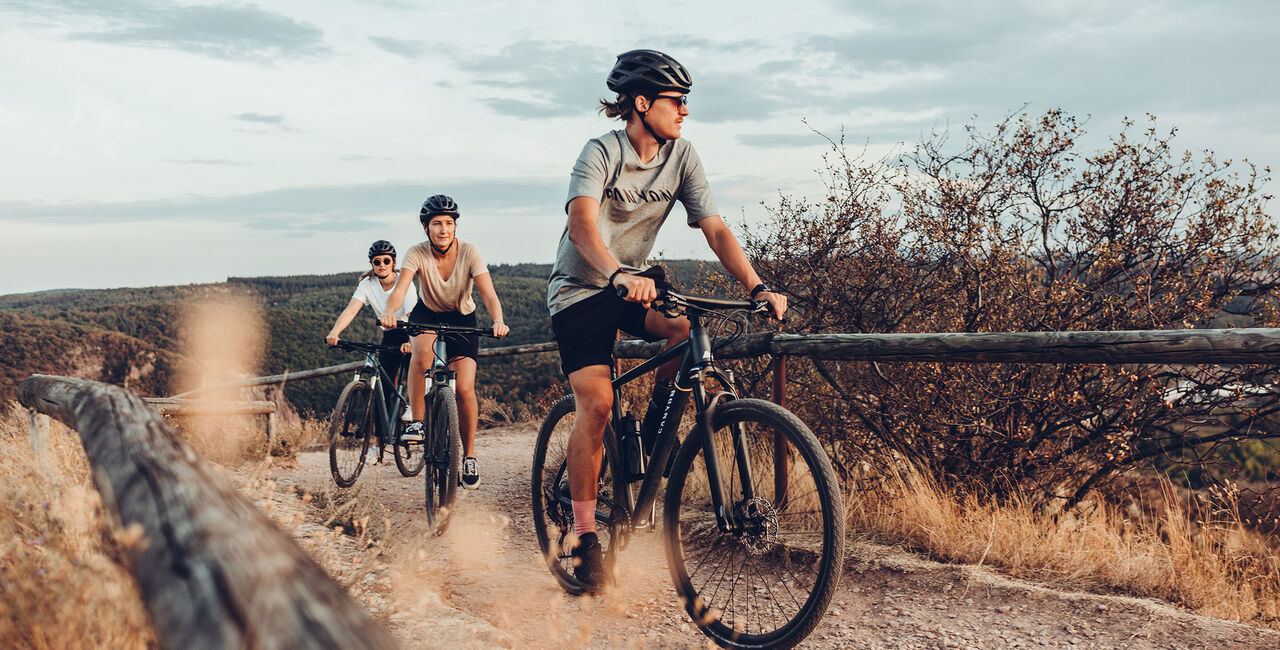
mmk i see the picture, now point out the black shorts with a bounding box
[551,267,671,376]
[378,328,411,385]
[408,303,480,361]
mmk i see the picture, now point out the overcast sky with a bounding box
[1,0,1276,295]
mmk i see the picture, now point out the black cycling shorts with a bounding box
[408,303,480,362]
[551,267,671,376]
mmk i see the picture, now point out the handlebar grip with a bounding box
[615,284,629,299]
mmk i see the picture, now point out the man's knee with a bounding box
[574,386,613,423]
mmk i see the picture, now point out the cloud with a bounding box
[0,178,565,230]
[165,158,248,165]
[233,112,285,125]
[232,112,296,132]
[736,133,828,149]
[368,35,426,60]
[3,0,329,61]
[446,40,611,119]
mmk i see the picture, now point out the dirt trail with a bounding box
[252,424,1280,649]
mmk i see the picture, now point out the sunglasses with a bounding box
[371,257,394,266]
[653,94,688,107]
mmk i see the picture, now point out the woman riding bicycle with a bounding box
[381,194,510,490]
[546,49,785,593]
[326,240,418,463]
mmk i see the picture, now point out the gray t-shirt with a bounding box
[547,130,719,315]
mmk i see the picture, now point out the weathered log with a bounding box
[18,374,398,650]
[143,398,278,416]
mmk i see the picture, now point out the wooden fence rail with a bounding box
[612,328,1280,364]
[18,374,398,650]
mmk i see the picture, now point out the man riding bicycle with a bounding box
[547,49,786,593]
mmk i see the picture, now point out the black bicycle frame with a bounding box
[600,311,751,537]
[352,348,409,444]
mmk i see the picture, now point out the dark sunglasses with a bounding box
[653,94,688,107]
[371,257,394,266]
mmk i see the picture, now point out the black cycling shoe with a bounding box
[570,532,609,594]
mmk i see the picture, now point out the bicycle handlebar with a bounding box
[328,340,406,354]
[394,320,502,338]
[614,284,771,317]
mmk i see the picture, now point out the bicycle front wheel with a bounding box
[329,380,375,488]
[664,398,845,649]
[424,386,460,534]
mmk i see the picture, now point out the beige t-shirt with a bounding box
[401,239,488,315]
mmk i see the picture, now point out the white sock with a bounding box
[572,499,597,537]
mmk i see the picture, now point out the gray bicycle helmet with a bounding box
[419,194,460,225]
[607,49,692,96]
[368,239,396,260]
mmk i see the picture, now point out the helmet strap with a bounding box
[637,97,666,148]
[431,239,455,256]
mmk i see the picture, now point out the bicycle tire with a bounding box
[393,417,427,477]
[424,385,461,534]
[531,395,622,595]
[329,379,375,488]
[664,398,844,649]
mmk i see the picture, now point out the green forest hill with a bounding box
[0,260,720,418]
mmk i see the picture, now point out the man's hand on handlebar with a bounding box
[325,333,340,346]
[378,312,398,329]
[613,272,657,307]
[756,291,787,321]
[492,322,510,338]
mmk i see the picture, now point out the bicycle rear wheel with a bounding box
[329,380,375,488]
[393,417,426,477]
[531,395,622,595]
[424,386,460,534]
[664,398,844,649]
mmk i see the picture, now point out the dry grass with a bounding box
[851,467,1280,626]
[0,402,155,648]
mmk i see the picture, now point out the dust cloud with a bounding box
[174,290,267,464]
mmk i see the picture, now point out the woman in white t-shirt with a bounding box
[381,194,509,490]
[326,240,419,423]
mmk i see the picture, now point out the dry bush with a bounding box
[0,403,155,647]
[730,109,1280,508]
[852,467,1280,626]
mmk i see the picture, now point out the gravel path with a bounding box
[246,423,1280,649]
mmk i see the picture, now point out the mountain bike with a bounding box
[395,320,498,533]
[532,288,845,649]
[327,341,421,487]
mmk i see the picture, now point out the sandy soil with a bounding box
[245,424,1280,649]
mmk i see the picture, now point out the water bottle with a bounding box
[620,413,646,482]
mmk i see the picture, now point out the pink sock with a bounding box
[572,499,597,536]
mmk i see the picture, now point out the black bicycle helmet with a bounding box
[419,194,460,224]
[606,49,692,96]
[368,239,396,260]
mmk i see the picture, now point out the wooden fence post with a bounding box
[771,354,791,508]
[29,410,53,482]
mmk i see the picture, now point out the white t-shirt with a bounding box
[353,275,418,330]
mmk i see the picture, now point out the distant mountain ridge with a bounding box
[0,260,720,416]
